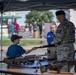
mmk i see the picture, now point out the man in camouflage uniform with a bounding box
[52,10,75,72]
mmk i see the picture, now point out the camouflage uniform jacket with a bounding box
[53,19,75,61]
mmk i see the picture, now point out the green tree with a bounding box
[26,10,54,24]
[41,11,54,23]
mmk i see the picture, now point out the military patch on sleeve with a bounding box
[47,35,51,38]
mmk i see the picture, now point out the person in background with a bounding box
[47,23,57,59]
[11,22,15,36]
[6,35,36,58]
[33,21,38,38]
[33,21,38,31]
[14,22,20,34]
[38,23,42,38]
[51,10,75,72]
[29,24,33,37]
[8,22,12,38]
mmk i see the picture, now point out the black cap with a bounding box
[11,35,22,42]
[55,10,65,16]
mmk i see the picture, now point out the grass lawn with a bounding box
[2,39,45,46]
[1,39,76,46]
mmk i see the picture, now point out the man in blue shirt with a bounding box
[47,23,57,59]
[6,35,36,58]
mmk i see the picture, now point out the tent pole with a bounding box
[0,6,3,62]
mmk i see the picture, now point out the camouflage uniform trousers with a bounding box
[47,47,57,59]
[57,43,74,72]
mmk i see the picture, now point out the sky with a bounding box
[17,11,30,26]
[17,10,57,26]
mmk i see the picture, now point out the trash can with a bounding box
[33,30,38,38]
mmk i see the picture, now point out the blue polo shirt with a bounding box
[6,44,26,58]
[47,31,54,45]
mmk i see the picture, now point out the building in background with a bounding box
[0,11,21,40]
[63,9,70,21]
[0,11,22,24]
[70,9,76,27]
[70,9,76,38]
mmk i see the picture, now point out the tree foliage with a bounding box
[26,10,54,24]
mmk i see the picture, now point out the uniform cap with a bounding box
[55,10,65,16]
